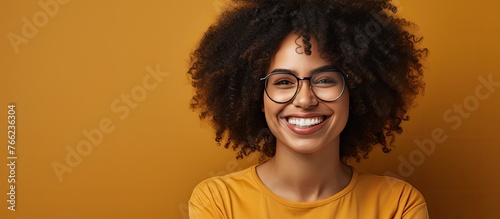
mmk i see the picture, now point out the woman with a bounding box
[188,0,429,218]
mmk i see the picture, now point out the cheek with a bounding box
[340,91,349,113]
[262,93,267,112]
[340,92,350,124]
[262,96,284,127]
[333,90,350,126]
[262,97,275,119]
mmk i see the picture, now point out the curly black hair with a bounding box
[188,0,427,162]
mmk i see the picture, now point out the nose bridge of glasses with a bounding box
[295,76,315,97]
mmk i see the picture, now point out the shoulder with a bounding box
[355,169,425,201]
[353,169,428,218]
[356,170,417,189]
[188,165,258,218]
[193,165,256,190]
[190,165,257,203]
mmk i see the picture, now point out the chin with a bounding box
[280,139,332,155]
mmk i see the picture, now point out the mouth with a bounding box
[285,116,329,128]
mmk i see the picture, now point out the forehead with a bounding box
[267,34,331,74]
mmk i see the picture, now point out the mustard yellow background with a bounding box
[0,0,499,218]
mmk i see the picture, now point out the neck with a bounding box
[258,140,352,202]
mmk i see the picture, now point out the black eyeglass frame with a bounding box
[259,68,347,104]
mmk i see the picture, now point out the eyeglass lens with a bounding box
[264,71,345,103]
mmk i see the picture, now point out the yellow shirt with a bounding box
[189,165,429,219]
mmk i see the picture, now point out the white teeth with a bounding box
[287,117,324,127]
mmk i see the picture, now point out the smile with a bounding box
[286,116,327,128]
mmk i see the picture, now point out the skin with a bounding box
[256,33,352,202]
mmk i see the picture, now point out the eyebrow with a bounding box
[269,65,339,75]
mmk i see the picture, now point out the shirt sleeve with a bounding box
[188,180,226,219]
[385,175,429,219]
[400,183,430,219]
[188,199,219,219]
[402,202,429,219]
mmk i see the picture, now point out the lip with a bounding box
[281,113,331,135]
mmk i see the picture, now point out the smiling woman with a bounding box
[261,34,350,157]
[187,0,428,218]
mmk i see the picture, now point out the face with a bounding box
[263,33,349,155]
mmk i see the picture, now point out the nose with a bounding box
[292,80,318,109]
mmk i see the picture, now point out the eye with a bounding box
[268,74,296,88]
[314,77,338,87]
[312,71,342,87]
[274,79,295,85]
[316,78,337,84]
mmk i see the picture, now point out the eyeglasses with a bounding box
[260,67,346,104]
